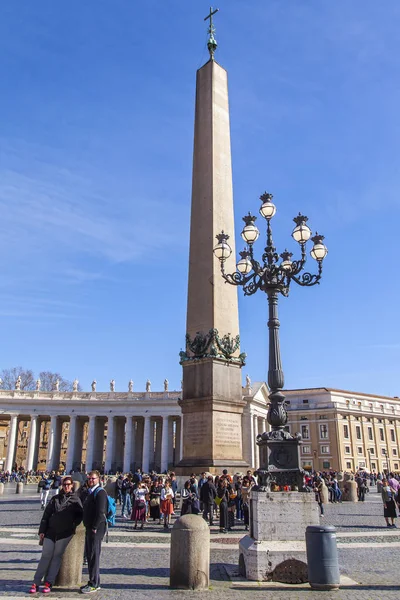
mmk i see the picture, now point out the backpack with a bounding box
[93,487,117,527]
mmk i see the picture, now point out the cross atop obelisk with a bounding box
[204,6,219,60]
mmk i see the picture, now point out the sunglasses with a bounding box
[62,482,73,486]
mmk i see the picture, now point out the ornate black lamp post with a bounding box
[213,192,328,489]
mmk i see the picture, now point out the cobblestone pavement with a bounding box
[0,484,399,599]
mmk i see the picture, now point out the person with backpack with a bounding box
[81,471,108,594]
[121,476,133,519]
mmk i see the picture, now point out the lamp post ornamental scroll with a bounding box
[214,191,328,489]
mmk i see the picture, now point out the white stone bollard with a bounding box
[16,482,23,494]
[0,483,4,495]
[170,514,210,589]
[344,480,358,502]
[55,523,85,587]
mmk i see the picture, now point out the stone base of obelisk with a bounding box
[177,359,248,475]
[239,491,319,582]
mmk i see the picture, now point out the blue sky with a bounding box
[0,1,399,396]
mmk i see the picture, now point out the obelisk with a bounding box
[178,10,247,473]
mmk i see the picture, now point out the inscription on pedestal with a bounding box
[183,416,210,458]
[213,412,243,460]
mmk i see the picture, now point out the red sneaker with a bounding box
[42,582,52,594]
[29,583,38,594]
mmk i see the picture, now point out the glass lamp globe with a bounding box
[241,213,259,244]
[259,192,276,220]
[237,251,252,274]
[310,233,328,261]
[292,214,312,243]
[213,232,232,261]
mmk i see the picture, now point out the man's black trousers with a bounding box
[85,523,106,588]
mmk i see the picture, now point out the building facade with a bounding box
[2,384,399,474]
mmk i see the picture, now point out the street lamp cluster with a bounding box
[214,191,328,489]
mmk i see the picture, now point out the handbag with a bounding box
[150,497,160,507]
[136,500,145,509]
[215,496,223,506]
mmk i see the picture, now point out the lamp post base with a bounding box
[256,435,305,490]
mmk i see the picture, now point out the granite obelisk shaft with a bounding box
[179,59,247,473]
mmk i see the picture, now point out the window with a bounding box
[301,425,310,440]
[343,424,349,439]
[369,448,375,455]
[391,430,396,442]
[345,446,351,454]
[321,445,330,454]
[395,464,399,470]
[378,419,383,423]
[323,461,330,469]
[356,426,361,440]
[319,415,327,420]
[367,418,371,422]
[368,427,373,441]
[346,461,352,469]
[303,399,309,404]
[302,445,311,454]
[357,447,363,454]
[371,462,376,470]
[380,429,384,442]
[393,449,397,456]
[381,448,387,456]
[320,424,328,439]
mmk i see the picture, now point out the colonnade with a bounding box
[4,413,183,474]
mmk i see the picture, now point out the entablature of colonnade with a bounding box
[0,390,183,418]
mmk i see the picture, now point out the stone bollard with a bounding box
[55,522,85,588]
[104,477,118,499]
[377,480,383,494]
[0,483,4,495]
[320,481,329,505]
[16,482,23,494]
[170,514,210,590]
[343,480,358,502]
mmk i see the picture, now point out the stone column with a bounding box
[104,416,115,473]
[46,416,58,471]
[250,413,255,469]
[5,415,18,472]
[85,416,96,472]
[179,415,184,461]
[161,416,170,473]
[261,417,267,437]
[65,416,77,473]
[123,417,133,474]
[142,415,151,473]
[26,416,38,471]
[254,415,260,470]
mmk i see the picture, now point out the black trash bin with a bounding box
[306,525,340,590]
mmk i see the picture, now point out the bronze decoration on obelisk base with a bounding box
[177,9,248,474]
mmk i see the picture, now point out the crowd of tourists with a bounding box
[2,465,400,594]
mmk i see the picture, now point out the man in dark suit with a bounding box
[81,471,107,594]
[200,475,217,525]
